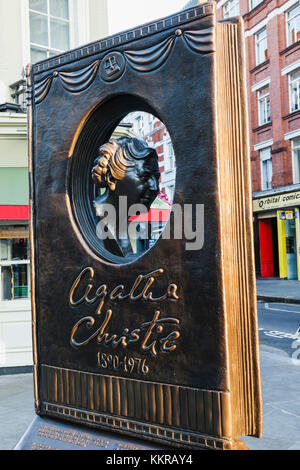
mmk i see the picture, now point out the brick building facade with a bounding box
[215,0,300,280]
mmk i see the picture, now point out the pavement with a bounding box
[243,301,300,450]
[256,278,300,303]
[243,346,300,451]
[0,373,35,450]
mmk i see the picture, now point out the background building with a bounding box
[210,0,300,281]
[0,0,109,373]
[241,0,300,281]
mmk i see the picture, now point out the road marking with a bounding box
[264,304,300,314]
[259,327,300,339]
[267,403,300,418]
[262,330,298,339]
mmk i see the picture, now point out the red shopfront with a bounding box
[258,216,279,278]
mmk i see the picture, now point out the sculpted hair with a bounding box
[93,137,157,191]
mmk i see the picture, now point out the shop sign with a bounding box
[253,191,300,212]
[279,211,286,220]
[286,211,294,220]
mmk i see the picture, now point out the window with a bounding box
[286,4,300,46]
[260,147,272,190]
[257,86,270,125]
[0,227,30,301]
[255,28,268,65]
[165,141,175,171]
[223,0,240,18]
[135,116,143,135]
[289,69,300,112]
[148,114,153,134]
[250,0,263,10]
[29,0,70,63]
[292,137,300,183]
[166,185,175,202]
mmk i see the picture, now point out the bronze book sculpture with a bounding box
[23,1,262,450]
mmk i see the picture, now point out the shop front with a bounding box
[253,189,300,280]
[0,113,32,373]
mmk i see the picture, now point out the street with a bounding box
[257,302,300,356]
[243,301,300,450]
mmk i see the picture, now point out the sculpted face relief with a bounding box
[69,267,180,360]
[92,137,160,258]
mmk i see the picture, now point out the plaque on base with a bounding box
[15,416,165,450]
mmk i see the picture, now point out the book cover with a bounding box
[27,2,262,450]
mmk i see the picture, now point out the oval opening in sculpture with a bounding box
[69,96,176,265]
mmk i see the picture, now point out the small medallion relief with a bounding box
[99,52,126,82]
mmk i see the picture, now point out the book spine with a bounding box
[216,18,263,438]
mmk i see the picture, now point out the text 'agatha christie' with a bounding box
[68,267,181,361]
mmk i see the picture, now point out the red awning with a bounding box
[0,205,29,220]
[129,208,170,223]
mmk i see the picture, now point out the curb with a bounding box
[257,296,300,305]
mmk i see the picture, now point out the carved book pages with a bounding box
[216,17,262,439]
[27,2,262,450]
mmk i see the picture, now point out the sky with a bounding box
[108,0,189,35]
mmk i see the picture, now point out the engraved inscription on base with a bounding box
[15,416,165,451]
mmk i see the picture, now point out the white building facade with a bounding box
[0,0,109,373]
